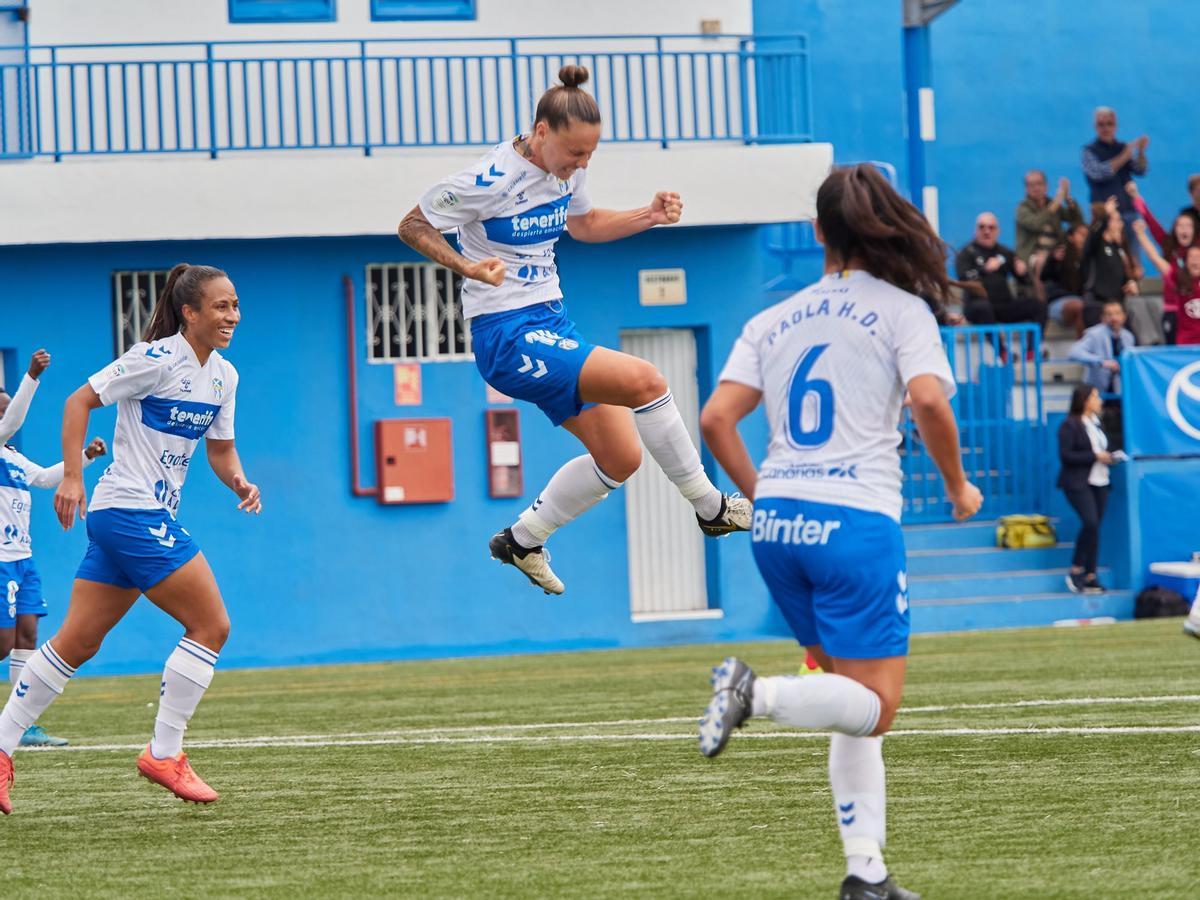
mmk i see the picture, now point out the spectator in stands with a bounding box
[1132,220,1200,345]
[955,212,1046,329]
[1016,170,1082,265]
[1081,107,1147,225]
[1127,181,1197,343]
[1057,384,1115,595]
[1082,197,1162,344]
[1181,174,1200,231]
[1069,299,1135,393]
[1036,223,1099,337]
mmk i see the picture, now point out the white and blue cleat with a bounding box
[698,656,755,758]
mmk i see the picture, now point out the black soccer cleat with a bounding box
[698,656,755,757]
[839,875,921,900]
[488,528,564,595]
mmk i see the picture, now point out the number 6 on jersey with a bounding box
[786,343,834,448]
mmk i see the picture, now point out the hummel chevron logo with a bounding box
[517,355,548,379]
[474,164,506,187]
[838,801,856,826]
[145,345,171,359]
[15,680,28,698]
[148,522,176,549]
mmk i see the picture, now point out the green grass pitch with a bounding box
[1,618,1196,898]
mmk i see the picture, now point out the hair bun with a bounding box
[558,65,589,89]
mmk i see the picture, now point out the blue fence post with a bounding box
[509,38,521,136]
[359,40,371,156]
[47,46,61,160]
[737,38,750,145]
[205,42,218,159]
[655,36,668,148]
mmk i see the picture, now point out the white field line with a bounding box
[24,724,1200,754]
[22,693,1200,754]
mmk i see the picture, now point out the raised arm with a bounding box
[698,381,763,500]
[1131,219,1171,276]
[24,438,106,490]
[206,438,262,514]
[566,191,682,243]
[907,374,981,521]
[0,350,50,444]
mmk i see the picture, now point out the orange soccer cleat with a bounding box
[136,745,219,804]
[0,751,13,815]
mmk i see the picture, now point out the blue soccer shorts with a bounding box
[470,301,598,426]
[76,508,200,593]
[750,497,910,660]
[1,557,47,628]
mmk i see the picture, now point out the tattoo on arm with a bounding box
[398,207,475,278]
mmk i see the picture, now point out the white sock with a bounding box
[752,674,881,736]
[9,648,33,686]
[830,733,888,882]
[0,642,75,756]
[633,391,723,520]
[151,638,218,759]
[510,455,623,548]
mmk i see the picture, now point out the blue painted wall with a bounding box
[0,227,789,675]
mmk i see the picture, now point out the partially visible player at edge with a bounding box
[399,65,750,595]
[0,264,261,814]
[696,165,983,900]
[0,349,108,748]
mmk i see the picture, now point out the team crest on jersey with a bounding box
[432,190,461,213]
[211,377,224,399]
[557,179,570,194]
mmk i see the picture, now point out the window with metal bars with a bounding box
[365,263,471,362]
[112,269,170,357]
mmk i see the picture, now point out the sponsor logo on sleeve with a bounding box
[432,190,461,213]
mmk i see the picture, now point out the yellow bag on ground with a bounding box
[996,514,1057,549]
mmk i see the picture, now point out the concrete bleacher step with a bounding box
[909,567,1110,601]
[902,518,1135,630]
[912,590,1135,633]
[907,543,1076,576]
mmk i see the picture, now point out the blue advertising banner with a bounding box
[1122,347,1200,458]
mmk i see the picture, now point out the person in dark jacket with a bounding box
[1057,384,1114,594]
[1081,106,1147,224]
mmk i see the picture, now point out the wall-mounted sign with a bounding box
[393,363,421,406]
[638,268,687,306]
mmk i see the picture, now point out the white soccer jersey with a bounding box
[0,446,93,562]
[418,138,594,319]
[719,270,955,522]
[87,331,238,516]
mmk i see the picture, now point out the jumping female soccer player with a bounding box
[1,349,108,748]
[399,65,749,595]
[696,165,983,900]
[0,263,260,814]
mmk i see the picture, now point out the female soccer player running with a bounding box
[399,65,749,595]
[0,349,108,748]
[696,166,983,900]
[0,264,261,814]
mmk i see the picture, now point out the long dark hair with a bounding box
[534,65,601,130]
[143,263,227,342]
[815,165,951,301]
[1068,383,1097,417]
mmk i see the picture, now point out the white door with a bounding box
[620,328,714,620]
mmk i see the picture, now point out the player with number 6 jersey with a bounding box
[0,263,262,815]
[695,165,983,900]
[399,64,750,597]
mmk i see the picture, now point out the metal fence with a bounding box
[901,325,1047,524]
[0,34,811,160]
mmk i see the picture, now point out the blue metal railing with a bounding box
[902,324,1047,524]
[0,34,811,160]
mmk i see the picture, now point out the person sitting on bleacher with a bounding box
[955,212,1046,329]
[1036,223,1099,337]
[1082,196,1163,345]
[1132,220,1200,345]
[1068,299,1136,393]
[1126,181,1196,344]
[1016,171,1083,267]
